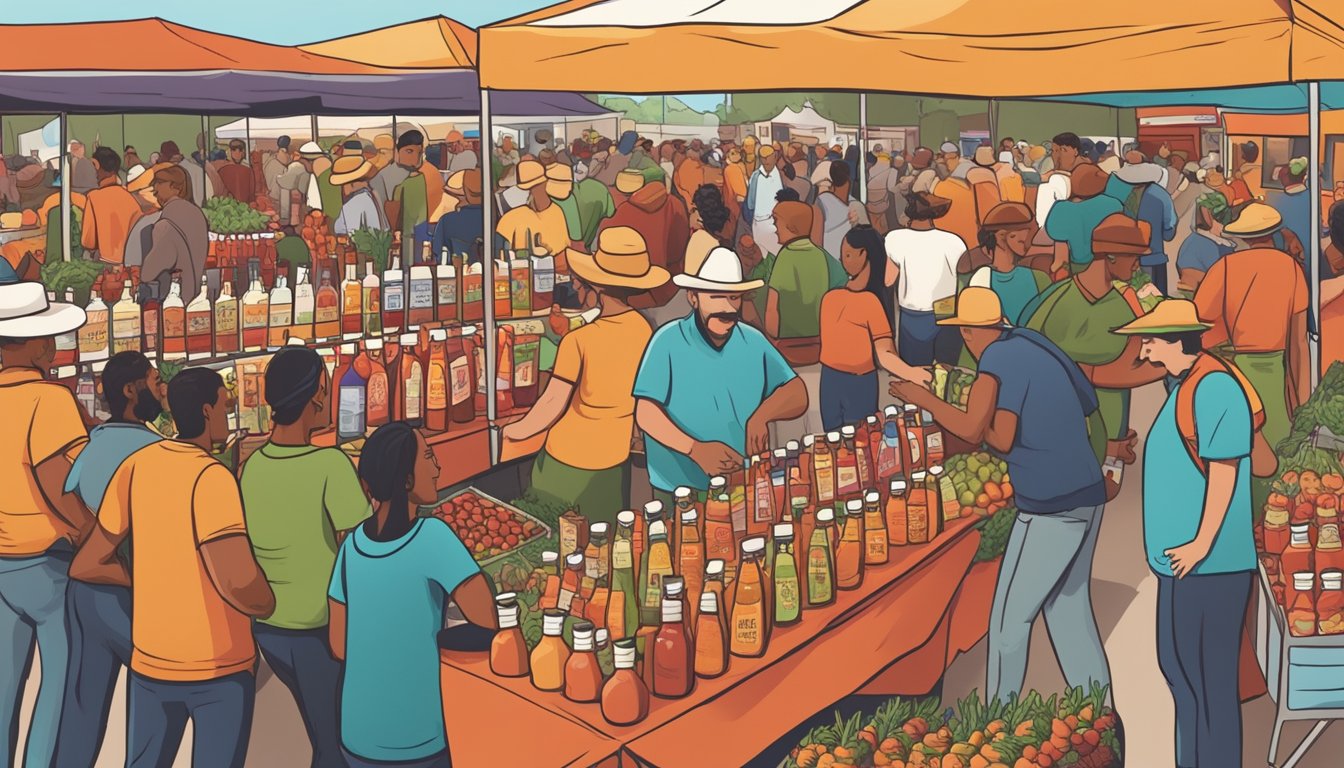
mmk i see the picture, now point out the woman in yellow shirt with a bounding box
[499,227,669,523]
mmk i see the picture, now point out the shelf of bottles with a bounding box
[52,231,568,463]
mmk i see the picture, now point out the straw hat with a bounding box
[936,286,1007,328]
[1223,202,1283,238]
[673,246,764,293]
[1112,299,1211,335]
[330,155,374,186]
[127,162,174,192]
[758,145,776,160]
[615,169,646,195]
[981,202,1033,230]
[973,146,997,168]
[568,227,669,291]
[515,160,547,190]
[0,278,86,338]
[545,163,574,200]
[1092,213,1151,255]
[445,170,467,195]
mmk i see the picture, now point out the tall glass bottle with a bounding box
[436,247,458,324]
[639,520,674,628]
[185,275,213,360]
[772,524,801,626]
[730,537,770,658]
[291,265,314,344]
[813,432,836,508]
[886,479,909,547]
[426,328,449,432]
[213,279,239,356]
[611,510,639,640]
[77,279,110,363]
[362,260,382,337]
[678,505,705,624]
[836,499,865,590]
[704,476,735,573]
[408,253,435,327]
[863,490,889,566]
[241,261,269,352]
[382,256,405,335]
[267,270,293,349]
[315,268,340,340]
[341,261,362,337]
[361,339,390,427]
[160,273,186,361]
[110,280,141,354]
[337,343,367,444]
[397,331,424,427]
[835,428,860,500]
[807,509,836,608]
[907,471,931,545]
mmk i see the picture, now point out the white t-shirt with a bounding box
[884,228,967,313]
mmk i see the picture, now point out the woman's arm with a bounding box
[1089,335,1167,389]
[500,378,574,442]
[874,337,932,388]
[328,599,346,661]
[453,573,500,630]
[69,525,130,587]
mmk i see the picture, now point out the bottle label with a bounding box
[926,431,944,462]
[879,424,901,477]
[410,280,435,309]
[808,546,833,602]
[908,504,928,543]
[271,305,293,326]
[404,361,423,419]
[363,287,381,315]
[315,304,337,323]
[450,356,471,405]
[113,315,141,342]
[866,532,887,560]
[384,286,404,312]
[643,571,665,610]
[338,385,366,437]
[907,430,923,466]
[776,577,800,618]
[215,304,237,334]
[367,372,389,422]
[242,303,268,329]
[754,473,773,524]
[187,311,211,335]
[438,280,456,306]
[585,553,609,582]
[515,352,535,388]
[837,464,859,496]
[705,522,735,561]
[464,277,483,303]
[533,267,554,293]
[734,614,760,646]
[815,462,835,503]
[162,309,185,337]
[428,361,448,410]
[612,540,633,570]
[142,309,158,350]
[343,289,361,316]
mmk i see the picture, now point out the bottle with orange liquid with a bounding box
[907,471,931,544]
[877,405,904,484]
[813,434,837,508]
[600,639,649,726]
[678,506,705,624]
[611,511,639,640]
[836,499,865,590]
[425,329,450,432]
[836,426,861,500]
[539,550,561,610]
[787,440,811,511]
[341,261,362,337]
[564,621,604,703]
[729,537,770,658]
[651,598,694,699]
[694,591,727,679]
[858,416,878,489]
[314,268,340,340]
[749,453,773,537]
[1289,572,1318,637]
[923,410,946,467]
[530,609,570,691]
[863,490,888,566]
[886,479,909,547]
[490,593,529,678]
[160,273,186,361]
[1282,525,1315,577]
[704,477,736,573]
[185,275,213,360]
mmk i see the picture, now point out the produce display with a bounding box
[1117,271,1163,313]
[931,365,975,408]
[431,489,550,564]
[300,211,336,257]
[974,505,1017,563]
[788,685,1121,768]
[944,452,1013,519]
[1279,361,1344,456]
[40,255,104,305]
[202,196,276,234]
[349,226,393,274]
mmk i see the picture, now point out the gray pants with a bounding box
[127,671,255,768]
[253,624,345,768]
[0,551,71,768]
[53,580,132,768]
[1157,571,1252,768]
[987,504,1112,702]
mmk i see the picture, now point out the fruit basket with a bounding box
[427,488,552,567]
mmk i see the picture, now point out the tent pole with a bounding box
[859,92,869,204]
[245,118,251,163]
[987,98,996,150]
[480,88,499,461]
[311,115,319,146]
[199,115,209,202]
[392,115,398,143]
[1115,108,1122,158]
[60,112,71,263]
[1310,81,1323,390]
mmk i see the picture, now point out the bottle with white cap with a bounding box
[489,593,529,678]
[703,559,729,627]
[638,519,674,626]
[863,489,888,566]
[558,552,584,612]
[651,598,694,698]
[563,621,603,703]
[381,254,405,334]
[878,405,904,481]
[611,511,638,639]
[772,523,801,626]
[807,509,837,608]
[704,477,735,570]
[887,479,909,547]
[336,343,367,444]
[539,550,561,609]
[600,639,649,726]
[291,265,314,343]
[836,498,866,590]
[693,590,727,679]
[529,609,570,692]
[730,537,771,658]
[678,500,705,624]
[1289,572,1318,637]
[672,486,694,551]
[397,331,424,426]
[1318,570,1343,636]
[813,432,837,506]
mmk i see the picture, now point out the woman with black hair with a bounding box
[691,183,734,246]
[1320,201,1344,374]
[328,422,497,768]
[240,347,368,767]
[817,225,931,430]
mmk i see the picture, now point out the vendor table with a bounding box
[439,518,994,768]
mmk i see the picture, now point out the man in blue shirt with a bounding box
[1113,299,1256,768]
[1175,192,1238,294]
[1106,154,1177,294]
[430,169,504,263]
[891,287,1113,704]
[634,246,808,506]
[56,351,166,766]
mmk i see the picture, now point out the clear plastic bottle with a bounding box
[489,593,529,678]
[241,263,269,352]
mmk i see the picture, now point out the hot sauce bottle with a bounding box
[786,440,811,511]
[397,332,425,427]
[1263,495,1292,554]
[672,487,695,554]
[161,274,187,361]
[1282,525,1315,577]
[611,511,639,640]
[111,280,142,354]
[314,268,340,340]
[559,552,584,613]
[907,471,931,544]
[922,409,945,467]
[341,261,362,337]
[772,524,801,626]
[770,448,788,521]
[564,621,604,703]
[651,598,694,699]
[1319,570,1344,636]
[887,479,909,547]
[362,260,382,337]
[694,591,727,679]
[639,520,674,627]
[749,453,773,537]
[361,339,390,427]
[530,609,571,691]
[931,465,959,525]
[836,499,866,590]
[730,537,770,658]
[807,509,836,608]
[539,550,561,610]
[490,593,529,677]
[837,426,862,499]
[185,275,213,360]
[382,257,405,334]
[241,262,268,352]
[426,328,450,432]
[813,434,837,508]
[436,249,458,323]
[878,405,904,483]
[704,477,735,572]
[601,639,649,726]
[863,490,889,565]
[448,326,477,424]
[1289,572,1318,637]
[679,506,705,624]
[1319,505,1344,573]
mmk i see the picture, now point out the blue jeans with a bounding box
[1156,571,1252,768]
[987,504,1112,702]
[53,580,132,768]
[341,748,451,768]
[819,366,878,432]
[254,624,346,768]
[0,550,71,768]
[897,308,961,367]
[126,671,255,768]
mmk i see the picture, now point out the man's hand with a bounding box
[1165,538,1212,579]
[893,366,933,389]
[889,378,931,405]
[848,208,862,225]
[745,415,771,456]
[1158,143,1172,159]
[499,421,526,444]
[689,440,745,477]
[1107,430,1139,465]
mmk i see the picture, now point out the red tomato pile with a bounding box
[433,492,545,560]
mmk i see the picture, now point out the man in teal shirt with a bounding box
[1043,163,1120,273]
[241,347,368,767]
[634,245,808,506]
[1115,300,1255,768]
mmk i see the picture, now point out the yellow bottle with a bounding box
[863,490,889,565]
[529,609,570,692]
[836,499,865,590]
[729,537,771,658]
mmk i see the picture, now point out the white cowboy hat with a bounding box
[673,247,764,293]
[1115,162,1164,185]
[0,280,86,338]
[297,141,325,158]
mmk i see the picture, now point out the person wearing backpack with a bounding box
[1104,152,1177,295]
[1113,299,1275,768]
[890,287,1115,706]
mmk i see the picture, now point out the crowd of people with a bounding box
[0,120,1339,768]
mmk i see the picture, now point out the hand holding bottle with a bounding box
[690,440,744,477]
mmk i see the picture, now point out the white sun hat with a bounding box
[0,279,86,338]
[672,247,764,293]
[297,141,325,158]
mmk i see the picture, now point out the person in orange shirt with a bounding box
[81,147,143,265]
[72,367,274,768]
[819,225,931,430]
[933,171,981,248]
[0,279,90,768]
[723,146,751,233]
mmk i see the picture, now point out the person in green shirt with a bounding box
[766,200,846,343]
[241,347,369,767]
[548,162,615,251]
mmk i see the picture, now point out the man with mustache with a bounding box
[634,246,809,509]
[57,351,169,766]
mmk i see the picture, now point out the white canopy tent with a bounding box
[214,113,623,143]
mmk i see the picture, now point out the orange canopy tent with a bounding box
[479,0,1302,96]
[300,16,478,69]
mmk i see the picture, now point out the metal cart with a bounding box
[1256,561,1343,768]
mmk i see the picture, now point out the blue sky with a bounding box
[13,1,725,111]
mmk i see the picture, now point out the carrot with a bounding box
[985,482,1003,502]
[1021,746,1037,761]
[1001,481,1013,499]
[976,493,991,508]
[1078,705,1094,723]
[1050,719,1070,739]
